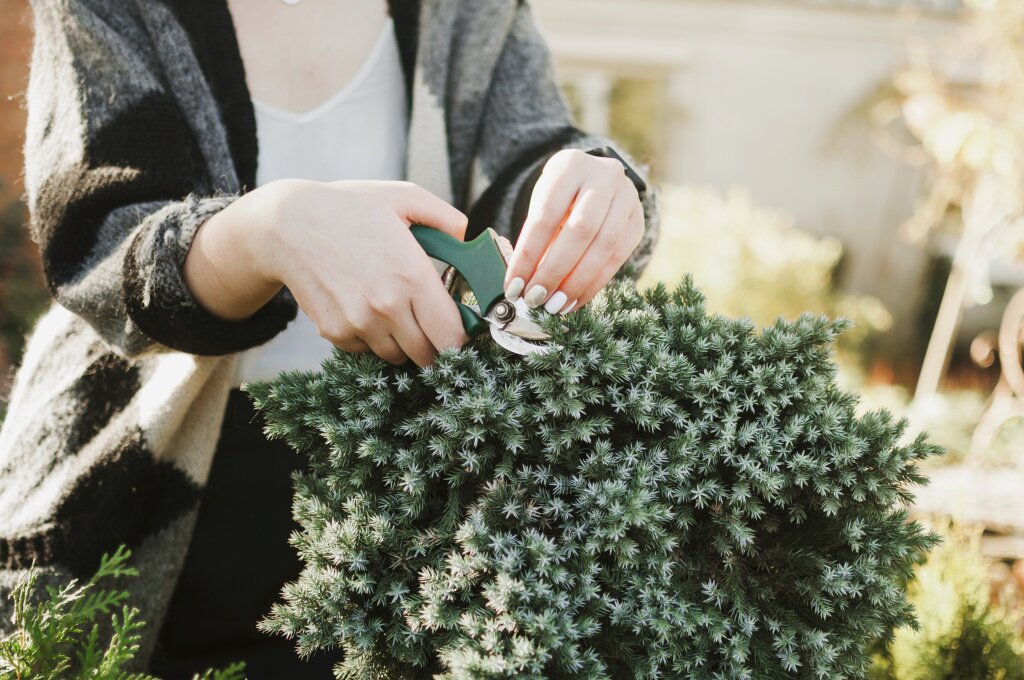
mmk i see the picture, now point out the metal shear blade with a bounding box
[489,325,551,356]
[459,299,549,356]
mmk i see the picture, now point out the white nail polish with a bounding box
[505,277,525,301]
[544,291,568,314]
[524,285,548,308]
[560,299,578,315]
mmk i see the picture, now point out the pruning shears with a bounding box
[410,225,551,356]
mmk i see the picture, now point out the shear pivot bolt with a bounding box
[493,301,516,323]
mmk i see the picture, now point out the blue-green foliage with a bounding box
[247,280,939,679]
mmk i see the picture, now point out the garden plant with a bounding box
[870,519,1024,680]
[248,279,940,679]
[0,547,244,680]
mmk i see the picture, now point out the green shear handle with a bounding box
[410,225,509,337]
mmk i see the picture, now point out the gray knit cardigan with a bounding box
[0,0,657,666]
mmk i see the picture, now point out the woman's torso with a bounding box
[226,0,392,112]
[228,1,410,384]
[154,4,408,675]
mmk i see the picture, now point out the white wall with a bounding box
[533,0,964,348]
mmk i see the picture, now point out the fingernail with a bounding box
[544,291,568,314]
[505,277,525,301]
[560,299,578,315]
[524,284,548,308]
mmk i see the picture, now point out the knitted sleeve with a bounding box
[466,1,658,277]
[24,0,297,359]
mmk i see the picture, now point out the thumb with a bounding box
[399,184,468,240]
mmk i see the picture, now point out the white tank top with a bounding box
[233,19,409,386]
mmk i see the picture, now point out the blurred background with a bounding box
[2,0,1024,675]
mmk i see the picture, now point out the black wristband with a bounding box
[586,146,647,201]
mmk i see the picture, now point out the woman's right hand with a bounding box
[184,179,471,367]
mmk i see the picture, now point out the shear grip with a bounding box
[410,225,509,337]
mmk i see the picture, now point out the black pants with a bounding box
[149,390,342,679]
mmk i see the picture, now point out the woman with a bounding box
[0,0,656,676]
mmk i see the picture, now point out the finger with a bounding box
[319,322,371,354]
[334,337,371,354]
[555,204,642,311]
[365,334,408,366]
[309,305,371,354]
[576,209,645,307]
[504,161,583,298]
[398,183,469,239]
[412,276,471,353]
[522,186,615,309]
[576,252,626,309]
[390,305,440,368]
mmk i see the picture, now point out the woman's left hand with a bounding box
[503,149,645,315]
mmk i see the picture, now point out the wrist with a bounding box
[242,179,301,286]
[585,146,647,202]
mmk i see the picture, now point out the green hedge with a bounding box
[248,280,939,679]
